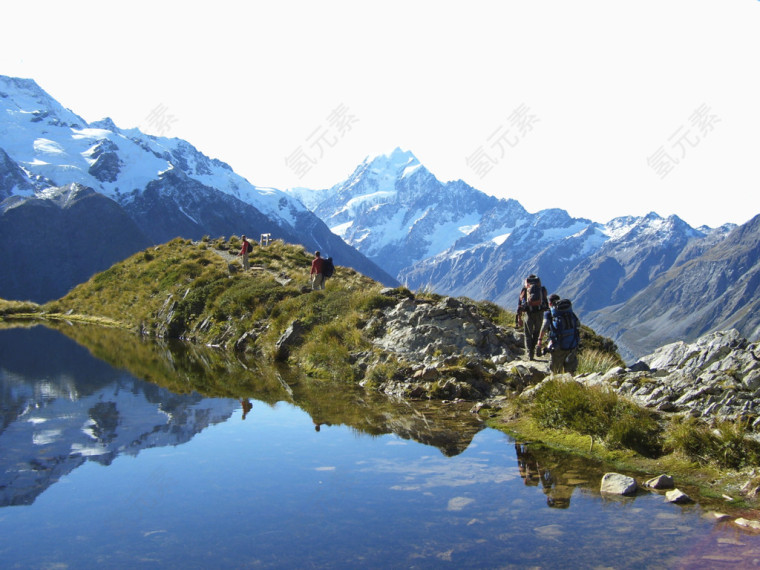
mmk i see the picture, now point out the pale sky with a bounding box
[2,1,758,228]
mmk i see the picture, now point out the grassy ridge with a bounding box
[36,237,418,381]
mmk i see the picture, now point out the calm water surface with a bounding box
[1,325,759,569]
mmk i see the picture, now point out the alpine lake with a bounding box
[1,323,760,569]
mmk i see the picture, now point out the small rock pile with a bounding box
[600,472,691,502]
[600,471,760,530]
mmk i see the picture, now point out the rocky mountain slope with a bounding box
[585,214,760,359]
[0,183,153,301]
[0,75,396,302]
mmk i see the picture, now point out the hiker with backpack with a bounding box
[238,234,252,271]
[310,251,335,290]
[537,295,581,374]
[517,274,549,360]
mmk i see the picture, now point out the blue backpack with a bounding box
[550,299,580,351]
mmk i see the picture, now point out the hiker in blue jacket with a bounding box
[537,295,581,374]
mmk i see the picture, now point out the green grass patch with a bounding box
[531,378,662,457]
[471,299,517,328]
[0,299,42,316]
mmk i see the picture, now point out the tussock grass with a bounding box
[531,378,662,457]
[45,238,230,327]
[365,357,404,388]
[471,299,517,329]
[577,349,623,375]
[664,416,760,469]
[529,378,760,469]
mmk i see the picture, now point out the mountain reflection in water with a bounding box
[2,324,760,568]
[0,325,238,506]
[0,323,485,508]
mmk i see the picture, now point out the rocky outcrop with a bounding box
[370,294,518,360]
[87,139,122,182]
[574,329,760,431]
[274,320,305,361]
[359,290,546,401]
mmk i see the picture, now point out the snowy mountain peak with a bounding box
[0,75,85,128]
[366,147,420,177]
[89,117,121,133]
[334,147,430,199]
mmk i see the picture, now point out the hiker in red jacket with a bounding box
[310,251,326,290]
[238,235,251,271]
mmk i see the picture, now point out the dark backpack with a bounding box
[550,299,580,351]
[523,277,547,312]
[323,257,335,278]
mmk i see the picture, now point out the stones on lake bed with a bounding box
[707,512,731,521]
[599,472,760,530]
[734,518,760,531]
[602,472,685,501]
[665,489,693,504]
[600,473,638,495]
[644,474,675,490]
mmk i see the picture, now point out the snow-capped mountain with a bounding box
[0,75,397,301]
[291,148,755,360]
[558,213,725,313]
[292,148,719,308]
[303,148,515,276]
[0,75,303,227]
